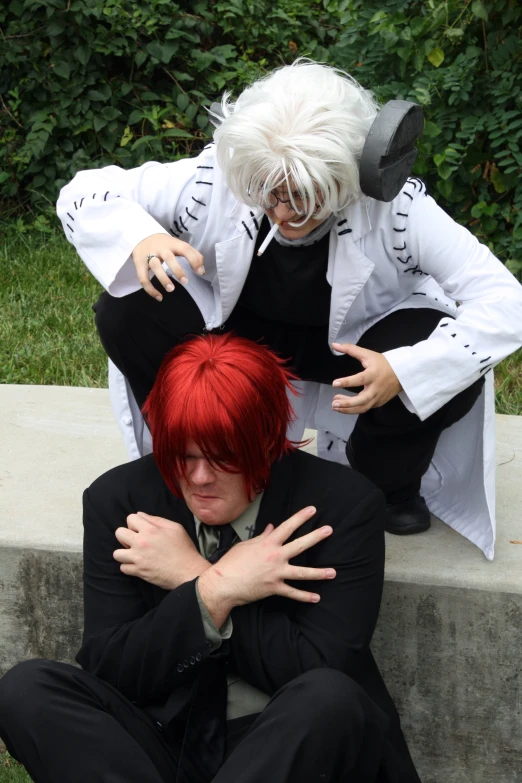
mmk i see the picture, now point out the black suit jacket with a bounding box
[78,449,420,783]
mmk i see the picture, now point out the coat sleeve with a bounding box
[56,151,214,297]
[383,190,522,420]
[227,486,386,695]
[76,487,210,705]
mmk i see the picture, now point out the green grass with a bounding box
[0,752,32,783]
[0,232,107,387]
[1,231,521,413]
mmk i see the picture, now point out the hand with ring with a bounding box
[132,233,206,301]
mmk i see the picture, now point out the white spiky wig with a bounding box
[212,58,380,222]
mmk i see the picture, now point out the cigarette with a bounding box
[257,221,280,256]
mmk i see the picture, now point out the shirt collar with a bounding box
[193,491,264,541]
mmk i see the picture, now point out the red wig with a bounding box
[142,333,299,499]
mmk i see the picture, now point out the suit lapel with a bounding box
[254,453,296,536]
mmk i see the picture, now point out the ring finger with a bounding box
[148,255,176,292]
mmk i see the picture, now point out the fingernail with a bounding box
[166,283,174,292]
[306,506,316,513]
[180,276,189,285]
[156,295,163,302]
[326,569,336,578]
[311,595,320,603]
[332,402,340,408]
[333,380,341,387]
[197,266,206,275]
[322,526,333,534]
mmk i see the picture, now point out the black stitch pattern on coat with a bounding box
[412,292,426,295]
[242,221,253,240]
[74,201,78,210]
[440,323,448,327]
[464,344,469,348]
[481,367,492,375]
[472,352,477,355]
[67,224,74,232]
[104,191,109,201]
[406,180,417,190]
[338,228,352,235]
[393,228,406,232]
[327,441,333,451]
[67,213,74,221]
[479,356,491,363]
[451,333,456,337]
[393,244,406,251]
[197,165,214,170]
[186,207,198,220]
[396,255,412,266]
[250,211,259,231]
[169,229,180,238]
[403,191,413,200]
[179,215,188,231]
[195,180,212,186]
[404,265,427,276]
[192,196,206,207]
[397,212,408,217]
[80,198,85,207]
[174,220,182,234]
[92,193,96,199]
[337,219,347,226]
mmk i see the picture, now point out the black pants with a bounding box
[94,284,483,503]
[0,660,389,783]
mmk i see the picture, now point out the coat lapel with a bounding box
[213,203,264,325]
[254,453,296,536]
[327,199,375,346]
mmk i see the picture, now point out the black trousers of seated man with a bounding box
[0,660,392,783]
[94,282,484,504]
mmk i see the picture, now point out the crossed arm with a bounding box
[78,474,385,703]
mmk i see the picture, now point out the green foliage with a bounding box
[328,0,522,272]
[1,0,522,272]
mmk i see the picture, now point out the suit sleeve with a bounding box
[228,486,386,695]
[383,191,522,420]
[77,487,210,705]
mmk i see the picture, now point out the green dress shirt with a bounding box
[194,493,270,719]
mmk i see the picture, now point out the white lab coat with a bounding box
[57,145,522,559]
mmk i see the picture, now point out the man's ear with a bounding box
[359,100,424,202]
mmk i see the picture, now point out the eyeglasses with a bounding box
[263,190,322,216]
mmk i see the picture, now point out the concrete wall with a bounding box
[1,544,521,783]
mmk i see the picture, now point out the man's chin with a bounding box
[189,497,227,525]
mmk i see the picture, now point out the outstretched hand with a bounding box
[197,506,336,629]
[331,343,402,415]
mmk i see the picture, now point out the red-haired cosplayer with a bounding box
[0,334,421,783]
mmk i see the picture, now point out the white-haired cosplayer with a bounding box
[57,59,522,558]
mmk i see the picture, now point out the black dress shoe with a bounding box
[385,493,431,535]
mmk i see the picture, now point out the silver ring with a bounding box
[146,254,160,263]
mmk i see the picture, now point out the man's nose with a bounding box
[272,201,297,221]
[190,459,214,484]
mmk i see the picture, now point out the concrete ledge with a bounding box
[1,385,521,782]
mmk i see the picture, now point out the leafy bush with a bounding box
[1,0,521,276]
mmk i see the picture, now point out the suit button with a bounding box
[183,660,189,668]
[196,653,202,662]
[176,663,184,673]
[189,657,196,665]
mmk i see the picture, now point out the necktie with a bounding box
[207,524,239,563]
[176,524,238,783]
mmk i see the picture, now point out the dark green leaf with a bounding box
[53,61,70,79]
